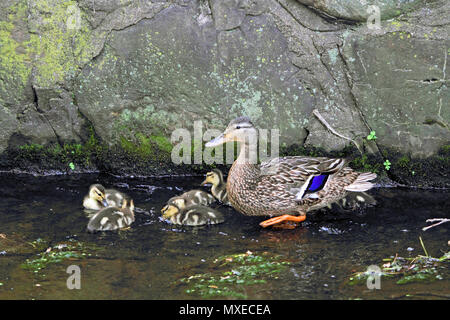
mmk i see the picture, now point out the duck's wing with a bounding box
[259,156,347,182]
[256,157,348,200]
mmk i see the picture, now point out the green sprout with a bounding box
[383,159,391,170]
[367,131,377,140]
[69,162,75,170]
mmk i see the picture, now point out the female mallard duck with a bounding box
[205,116,377,228]
[87,199,135,232]
[201,169,230,205]
[161,204,224,226]
[83,184,130,210]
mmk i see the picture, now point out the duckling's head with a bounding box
[161,204,179,219]
[88,184,108,206]
[161,197,186,219]
[201,169,224,187]
[205,116,257,147]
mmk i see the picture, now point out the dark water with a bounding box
[0,173,448,300]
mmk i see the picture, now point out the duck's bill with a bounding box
[205,134,225,147]
[200,179,211,186]
[161,205,177,218]
[102,199,109,207]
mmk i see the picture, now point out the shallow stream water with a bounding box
[0,173,448,299]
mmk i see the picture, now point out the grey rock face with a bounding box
[0,0,448,182]
[341,31,449,157]
[296,0,428,21]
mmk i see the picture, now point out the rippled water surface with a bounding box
[0,173,448,299]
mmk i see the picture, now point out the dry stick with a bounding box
[422,218,450,231]
[392,253,398,265]
[312,109,363,153]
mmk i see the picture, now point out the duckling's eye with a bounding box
[236,126,241,129]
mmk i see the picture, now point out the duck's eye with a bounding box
[236,126,241,129]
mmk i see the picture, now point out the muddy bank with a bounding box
[0,141,448,189]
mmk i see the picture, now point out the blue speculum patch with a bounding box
[306,174,329,193]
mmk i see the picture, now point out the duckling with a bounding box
[161,204,224,226]
[333,191,376,211]
[87,199,135,232]
[83,184,130,210]
[83,184,108,210]
[166,189,215,209]
[201,169,230,205]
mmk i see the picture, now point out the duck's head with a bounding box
[161,197,186,219]
[88,184,108,206]
[205,116,257,147]
[201,169,224,187]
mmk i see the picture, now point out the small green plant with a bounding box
[349,251,449,286]
[367,131,377,140]
[383,159,391,170]
[21,240,101,273]
[22,249,83,273]
[179,251,291,299]
[69,162,75,170]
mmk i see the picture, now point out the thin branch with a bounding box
[422,218,450,231]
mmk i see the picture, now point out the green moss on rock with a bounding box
[27,0,94,87]
[0,1,31,100]
[0,0,95,93]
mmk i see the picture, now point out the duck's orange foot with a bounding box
[259,214,306,229]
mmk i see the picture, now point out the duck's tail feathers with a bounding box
[344,172,377,192]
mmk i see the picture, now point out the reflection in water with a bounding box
[0,173,448,299]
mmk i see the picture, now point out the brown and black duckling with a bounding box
[87,199,135,232]
[201,169,230,205]
[83,184,130,211]
[165,189,215,209]
[161,203,224,226]
[334,191,376,211]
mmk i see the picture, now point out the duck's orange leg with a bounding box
[259,214,306,228]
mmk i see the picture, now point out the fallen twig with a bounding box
[422,218,450,231]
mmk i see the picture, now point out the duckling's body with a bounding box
[83,184,130,211]
[167,190,215,208]
[201,169,230,205]
[334,191,376,211]
[104,188,130,207]
[87,199,135,232]
[162,204,224,226]
[205,117,377,228]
